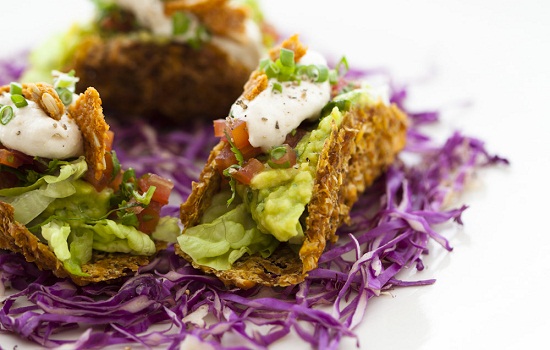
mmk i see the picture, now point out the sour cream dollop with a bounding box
[0,94,84,159]
[230,50,332,151]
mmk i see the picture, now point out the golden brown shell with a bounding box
[176,101,408,289]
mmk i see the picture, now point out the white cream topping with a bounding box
[112,0,263,69]
[0,94,84,159]
[230,50,332,151]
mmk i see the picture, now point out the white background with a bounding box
[2,1,550,349]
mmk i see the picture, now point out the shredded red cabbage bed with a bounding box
[0,60,507,350]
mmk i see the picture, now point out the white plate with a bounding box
[2,1,550,349]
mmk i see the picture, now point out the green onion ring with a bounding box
[0,105,14,125]
[10,94,28,108]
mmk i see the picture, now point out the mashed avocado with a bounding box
[244,106,345,243]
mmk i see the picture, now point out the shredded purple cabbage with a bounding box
[0,56,508,350]
[0,52,28,86]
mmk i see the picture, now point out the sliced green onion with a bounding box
[278,65,294,81]
[52,70,79,92]
[329,69,339,84]
[133,186,155,205]
[0,105,14,125]
[335,56,349,76]
[10,94,28,108]
[272,82,283,93]
[259,58,271,71]
[9,82,23,96]
[172,12,190,35]
[264,61,280,79]
[56,87,73,106]
[296,65,309,77]
[316,65,329,82]
[279,48,295,67]
[306,65,320,80]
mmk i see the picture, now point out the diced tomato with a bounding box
[231,158,264,185]
[214,142,238,173]
[0,148,33,168]
[213,119,262,160]
[239,143,263,160]
[138,201,161,234]
[229,119,251,150]
[268,144,297,169]
[138,173,174,205]
[213,119,228,138]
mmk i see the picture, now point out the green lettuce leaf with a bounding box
[177,193,279,271]
[0,157,88,224]
[89,219,157,255]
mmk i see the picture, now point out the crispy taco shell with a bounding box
[176,101,408,289]
[0,202,166,286]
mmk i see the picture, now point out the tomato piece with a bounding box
[213,119,228,138]
[239,143,263,160]
[267,144,297,169]
[229,119,251,150]
[228,120,263,159]
[138,173,174,205]
[138,201,161,234]
[231,158,264,185]
[0,148,33,168]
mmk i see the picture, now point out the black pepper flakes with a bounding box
[275,121,280,129]
[236,99,248,110]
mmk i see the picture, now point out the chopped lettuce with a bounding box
[40,218,157,276]
[90,219,156,255]
[0,157,88,224]
[177,192,279,271]
[42,220,72,261]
